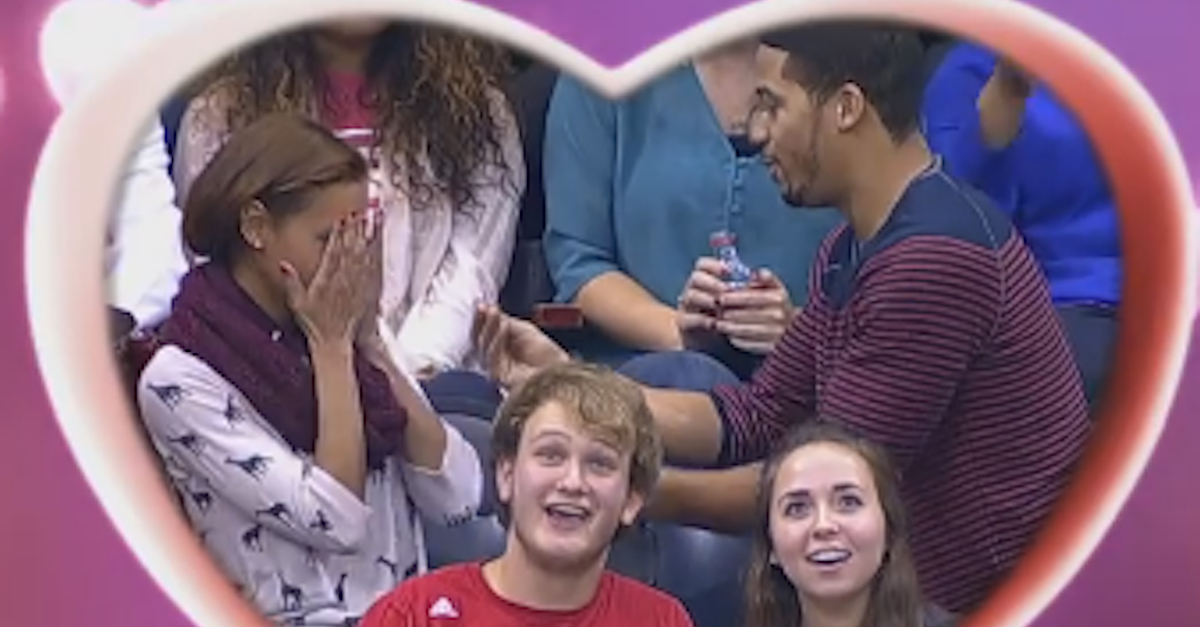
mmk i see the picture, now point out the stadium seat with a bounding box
[499,60,558,321]
[653,523,751,627]
[420,513,507,570]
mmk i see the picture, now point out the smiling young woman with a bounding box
[743,422,957,627]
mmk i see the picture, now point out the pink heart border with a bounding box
[23,0,1195,625]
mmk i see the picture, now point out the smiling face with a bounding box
[748,25,928,213]
[496,400,645,573]
[768,441,888,605]
[748,48,851,210]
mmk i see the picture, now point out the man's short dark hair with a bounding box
[762,21,927,142]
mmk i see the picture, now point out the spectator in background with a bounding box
[359,362,695,627]
[139,114,483,625]
[39,0,189,331]
[923,41,1121,411]
[106,119,190,330]
[174,19,523,413]
[542,39,842,384]
[742,423,957,627]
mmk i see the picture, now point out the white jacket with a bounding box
[105,119,189,328]
[38,0,188,329]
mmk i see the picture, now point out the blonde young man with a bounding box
[361,362,694,627]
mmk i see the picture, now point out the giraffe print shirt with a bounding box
[138,345,484,625]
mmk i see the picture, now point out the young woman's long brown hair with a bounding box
[193,22,515,215]
[742,422,927,627]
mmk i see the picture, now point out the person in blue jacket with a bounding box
[923,41,1121,411]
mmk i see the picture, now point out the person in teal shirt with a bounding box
[542,41,842,381]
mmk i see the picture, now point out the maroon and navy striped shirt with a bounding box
[711,166,1092,613]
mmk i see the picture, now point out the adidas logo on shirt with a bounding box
[429,596,459,619]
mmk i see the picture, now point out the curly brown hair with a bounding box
[194,22,516,215]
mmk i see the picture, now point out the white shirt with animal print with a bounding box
[137,344,484,625]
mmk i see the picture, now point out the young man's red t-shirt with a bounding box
[359,562,695,627]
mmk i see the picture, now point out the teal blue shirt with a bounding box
[543,66,842,363]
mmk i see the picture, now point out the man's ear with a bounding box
[619,489,646,526]
[833,83,868,133]
[495,455,515,512]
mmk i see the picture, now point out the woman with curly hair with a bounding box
[176,19,525,395]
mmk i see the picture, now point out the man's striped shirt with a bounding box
[712,166,1092,612]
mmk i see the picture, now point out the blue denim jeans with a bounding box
[617,349,743,392]
[419,370,504,421]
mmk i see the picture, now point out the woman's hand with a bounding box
[354,209,389,357]
[675,257,728,351]
[281,211,380,348]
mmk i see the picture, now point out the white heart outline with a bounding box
[23,0,1195,626]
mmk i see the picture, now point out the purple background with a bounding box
[0,0,1196,624]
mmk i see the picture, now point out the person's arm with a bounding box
[976,60,1031,150]
[646,463,762,534]
[396,88,526,373]
[370,341,448,472]
[310,340,369,499]
[399,422,483,526]
[922,44,1022,195]
[707,302,822,465]
[639,387,726,467]
[626,307,822,536]
[818,238,1001,471]
[138,347,372,553]
[577,275,682,350]
[368,326,484,524]
[636,310,821,531]
[542,76,682,351]
[107,118,189,329]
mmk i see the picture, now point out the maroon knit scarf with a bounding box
[157,263,405,470]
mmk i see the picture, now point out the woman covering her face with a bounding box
[175,19,524,382]
[743,422,958,627]
[139,113,484,625]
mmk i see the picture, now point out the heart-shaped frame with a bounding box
[25,0,1195,625]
